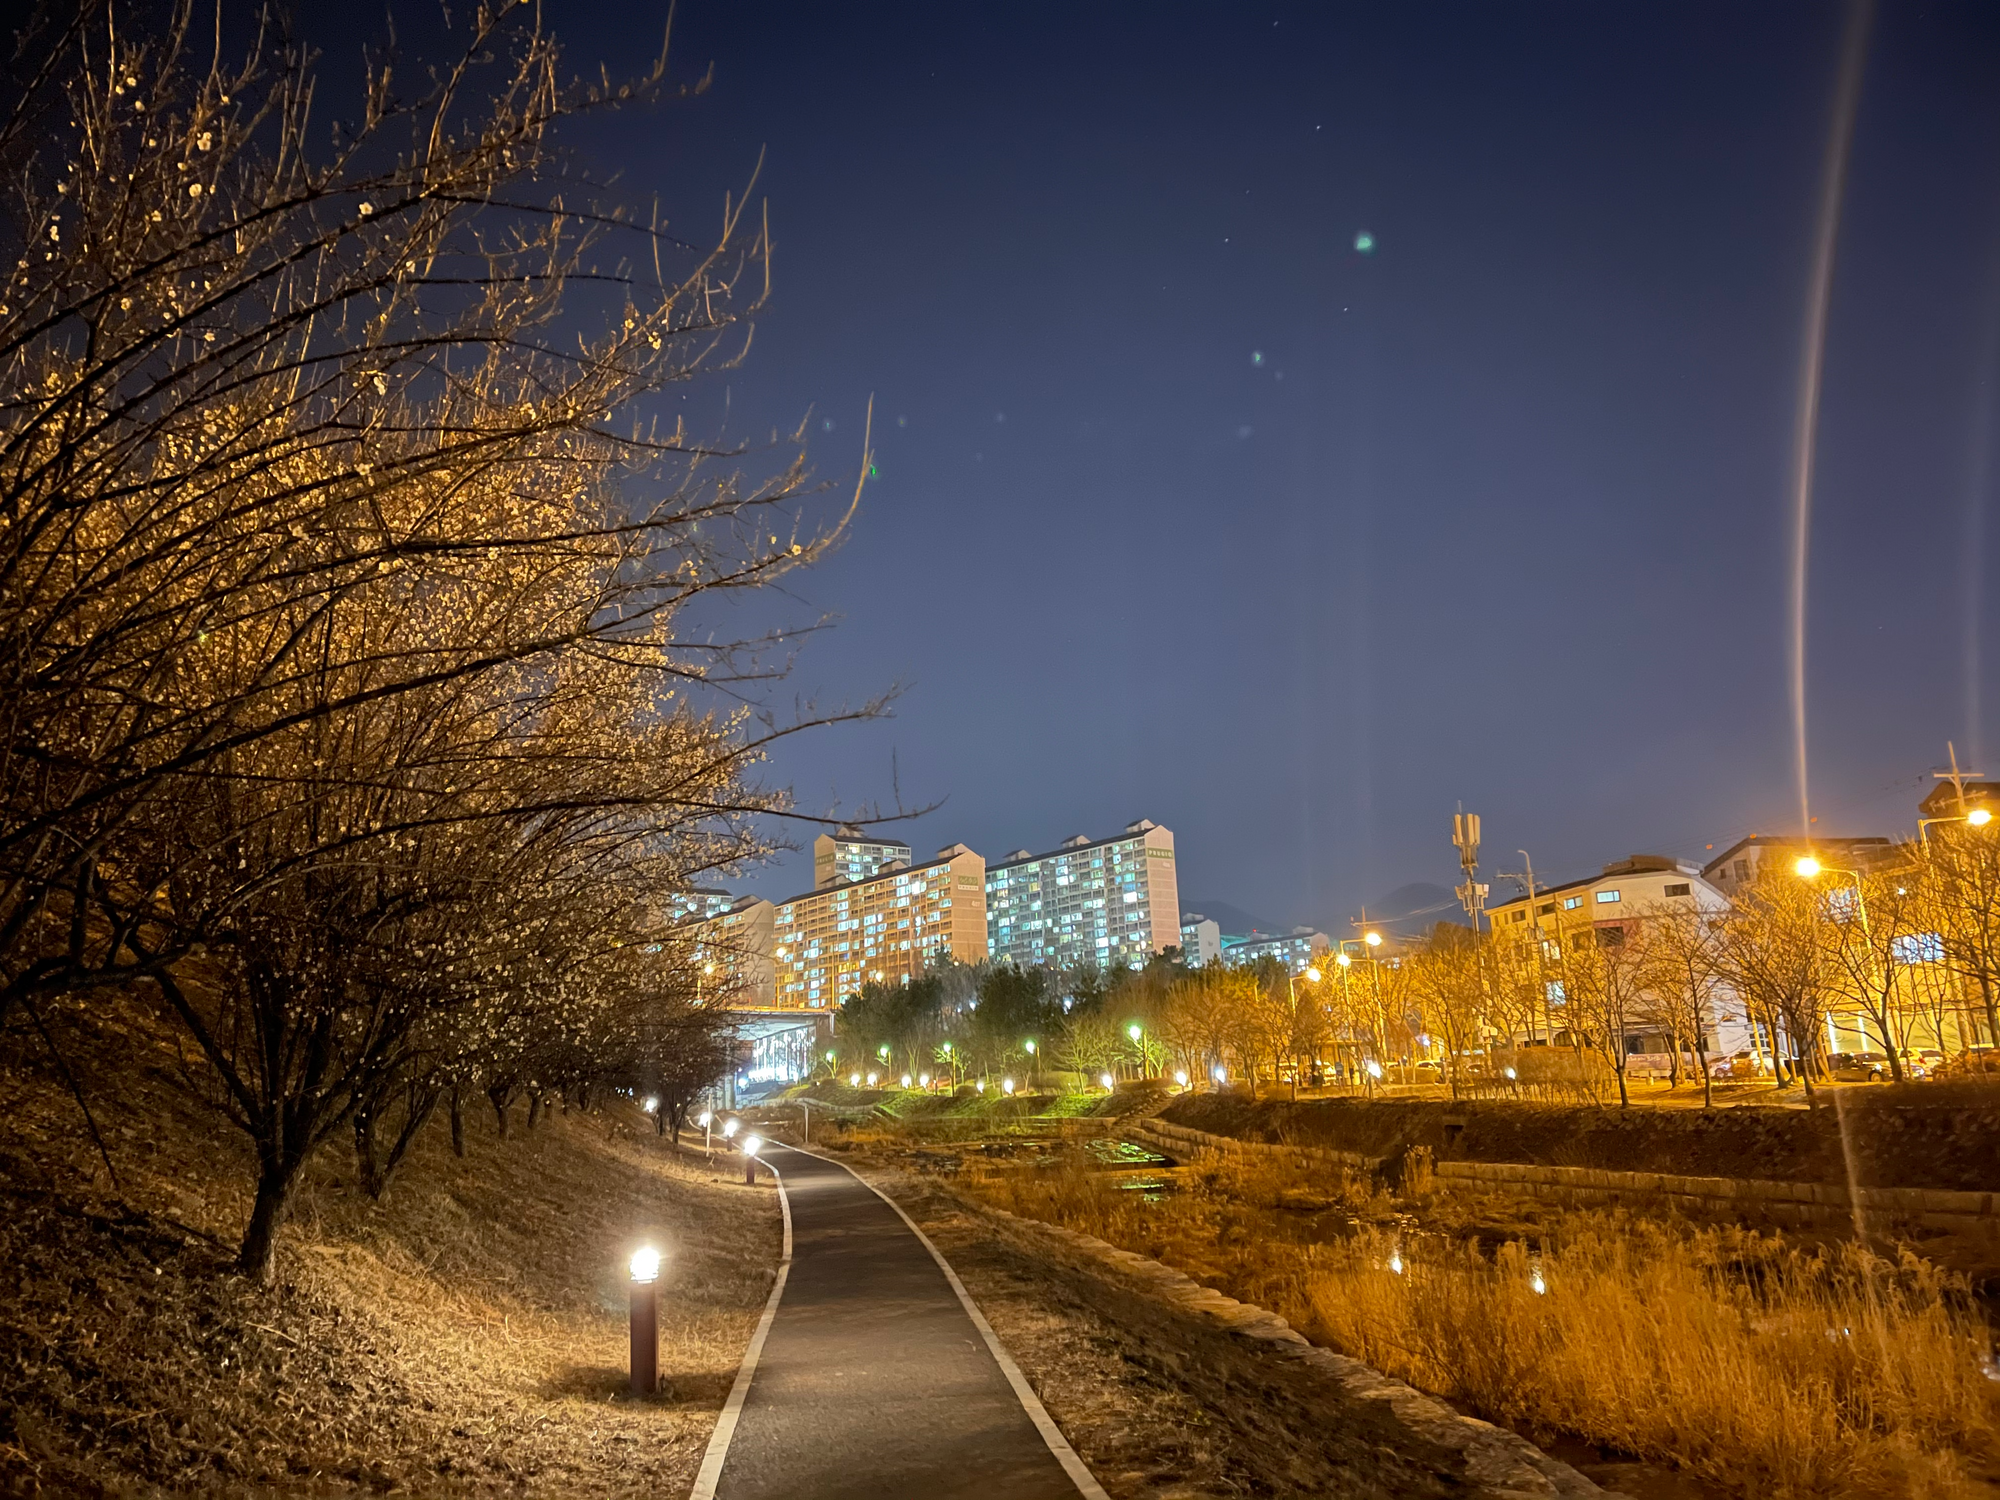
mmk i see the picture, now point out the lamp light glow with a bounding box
[850,1072,861,1086]
[1365,931,1383,947]
[742,1135,762,1157]
[900,1073,912,1088]
[721,1118,739,1139]
[867,1072,879,1085]
[1795,856,1822,878]
[1971,808,1993,827]
[1173,1069,1189,1086]
[1002,1077,1015,1094]
[1304,966,1323,982]
[641,1096,658,1113]
[1365,1059,1383,1079]
[1100,1072,1115,1089]
[919,1072,930,1087]
[1127,1023,1143,1041]
[697,1110,712,1128]
[629,1246,662,1283]
[1337,952,1352,967]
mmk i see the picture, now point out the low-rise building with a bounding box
[985,819,1180,970]
[773,844,987,1008]
[1701,835,1895,898]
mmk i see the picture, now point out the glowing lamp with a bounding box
[1100,1072,1115,1089]
[1173,1070,1189,1087]
[721,1118,739,1139]
[1304,967,1322,982]
[642,1096,659,1113]
[1365,931,1382,947]
[629,1246,662,1283]
[1794,856,1822,878]
[1002,1078,1015,1095]
[900,1073,912,1088]
[1337,952,1352,968]
[742,1135,762,1157]
[1971,808,1993,827]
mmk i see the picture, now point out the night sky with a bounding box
[396,4,2000,929]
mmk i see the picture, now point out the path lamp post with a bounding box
[1127,1022,1147,1079]
[741,1134,763,1185]
[1002,1077,1015,1095]
[1099,1072,1115,1091]
[721,1117,739,1146]
[628,1246,663,1396]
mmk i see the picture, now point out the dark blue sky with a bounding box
[543,3,2000,927]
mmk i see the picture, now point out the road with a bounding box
[692,1142,1102,1500]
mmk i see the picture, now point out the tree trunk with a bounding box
[527,1093,543,1130]
[354,1109,385,1199]
[237,1163,297,1284]
[450,1088,466,1157]
[1696,1037,1713,1108]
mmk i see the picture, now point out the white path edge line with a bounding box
[687,1159,793,1500]
[784,1143,1112,1500]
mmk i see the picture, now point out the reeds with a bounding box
[962,1154,2000,1499]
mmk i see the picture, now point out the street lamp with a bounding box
[629,1246,663,1396]
[1920,805,1995,843]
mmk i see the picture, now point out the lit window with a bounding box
[1563,895,1584,910]
[1595,890,1621,904]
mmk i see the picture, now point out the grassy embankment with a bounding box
[950,1142,2000,1500]
[1,998,778,1497]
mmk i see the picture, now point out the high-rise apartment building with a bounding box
[1179,915,1222,967]
[986,820,1180,970]
[1222,926,1330,972]
[813,825,914,889]
[686,896,777,1007]
[772,844,987,1008]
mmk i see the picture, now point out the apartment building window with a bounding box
[1664,882,1690,897]
[1595,890,1621,903]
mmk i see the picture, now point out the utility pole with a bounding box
[1495,850,1546,1044]
[1936,741,1985,815]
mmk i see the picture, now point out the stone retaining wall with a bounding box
[1131,1119,2000,1237]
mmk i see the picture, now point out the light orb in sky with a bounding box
[1354,230,1375,253]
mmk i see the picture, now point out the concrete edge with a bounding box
[889,1171,1627,1500]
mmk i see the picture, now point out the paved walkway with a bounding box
[693,1142,1101,1500]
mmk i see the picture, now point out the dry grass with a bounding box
[960,1151,2000,1500]
[0,997,779,1495]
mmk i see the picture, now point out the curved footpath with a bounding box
[690,1142,1105,1500]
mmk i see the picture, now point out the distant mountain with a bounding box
[1356,882,1461,939]
[1180,899,1283,937]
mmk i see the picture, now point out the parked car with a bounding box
[1716,1050,1771,1080]
[1828,1051,1892,1082]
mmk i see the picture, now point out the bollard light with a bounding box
[901,1073,913,1088]
[1002,1077,1015,1095]
[976,1080,985,1093]
[741,1134,762,1185]
[721,1117,739,1139]
[1100,1072,1115,1090]
[867,1071,879,1086]
[919,1072,930,1087]
[697,1110,712,1128]
[1365,1059,1383,1080]
[642,1096,659,1113]
[1174,1070,1189,1087]
[629,1245,663,1396]
[1504,1067,1518,1080]
[850,1072,861,1086]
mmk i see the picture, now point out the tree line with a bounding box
[0,2,859,1279]
[835,828,2000,1109]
